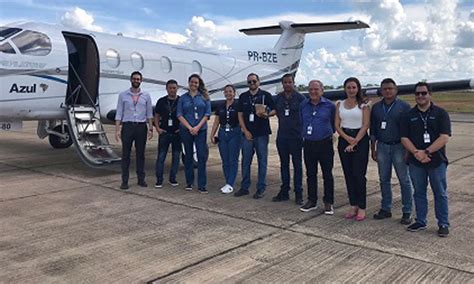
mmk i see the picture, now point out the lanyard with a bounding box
[167,98,177,114]
[382,100,396,119]
[132,94,141,106]
[418,109,430,131]
[226,103,233,124]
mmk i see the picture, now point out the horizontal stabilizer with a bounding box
[239,21,369,35]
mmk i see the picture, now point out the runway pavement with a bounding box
[0,116,473,283]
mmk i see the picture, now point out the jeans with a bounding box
[409,162,449,227]
[376,142,413,214]
[241,135,269,193]
[217,127,242,187]
[155,132,181,184]
[303,137,334,204]
[338,130,369,209]
[277,137,303,196]
[121,123,147,184]
[180,127,208,189]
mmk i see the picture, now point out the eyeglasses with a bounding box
[247,80,258,84]
[415,91,429,96]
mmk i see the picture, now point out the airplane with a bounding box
[1,20,472,167]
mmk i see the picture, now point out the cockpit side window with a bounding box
[11,30,52,56]
[0,42,15,54]
[0,27,22,41]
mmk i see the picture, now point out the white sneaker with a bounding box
[220,185,227,193]
[221,184,233,194]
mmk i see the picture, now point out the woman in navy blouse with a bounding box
[177,74,212,193]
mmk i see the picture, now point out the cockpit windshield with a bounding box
[0,27,51,56]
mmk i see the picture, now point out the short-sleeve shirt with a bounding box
[370,98,411,143]
[215,100,240,128]
[155,96,180,133]
[176,92,212,130]
[237,89,275,137]
[274,91,306,139]
[400,103,451,168]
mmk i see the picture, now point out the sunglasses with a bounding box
[247,80,258,84]
[415,91,429,96]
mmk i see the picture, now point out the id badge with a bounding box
[423,132,431,143]
[194,112,199,120]
[381,121,387,130]
[225,124,231,132]
[249,113,255,122]
[168,119,173,127]
[306,125,313,135]
[284,109,290,117]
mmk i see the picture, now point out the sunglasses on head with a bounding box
[247,80,258,84]
[415,91,429,96]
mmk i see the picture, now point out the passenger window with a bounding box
[0,42,16,54]
[131,52,144,70]
[11,30,51,56]
[106,48,120,68]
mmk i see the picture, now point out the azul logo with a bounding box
[9,83,37,93]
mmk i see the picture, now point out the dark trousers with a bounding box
[338,129,369,209]
[155,132,181,184]
[277,137,303,196]
[121,123,147,184]
[303,137,334,204]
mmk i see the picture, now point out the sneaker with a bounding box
[155,182,163,188]
[198,188,208,194]
[169,180,179,187]
[373,209,392,220]
[438,226,449,237]
[253,192,264,199]
[137,181,148,187]
[400,213,412,225]
[120,183,129,190]
[295,193,303,205]
[234,189,249,197]
[221,184,233,194]
[272,192,289,202]
[300,201,317,212]
[185,185,193,191]
[324,203,334,215]
[407,222,427,232]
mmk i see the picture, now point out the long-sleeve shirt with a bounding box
[115,88,153,122]
[176,92,212,130]
[300,97,335,141]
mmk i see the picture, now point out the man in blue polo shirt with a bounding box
[271,74,306,205]
[401,82,451,237]
[371,78,413,224]
[299,80,336,214]
[234,73,275,199]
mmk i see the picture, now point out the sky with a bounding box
[1,0,473,86]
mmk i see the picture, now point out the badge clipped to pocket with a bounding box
[249,113,255,122]
[284,109,290,117]
[381,121,387,130]
[423,132,431,143]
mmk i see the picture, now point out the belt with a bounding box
[380,141,400,145]
[123,121,146,125]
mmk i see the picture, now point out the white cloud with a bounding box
[455,11,474,48]
[136,29,187,45]
[185,16,229,50]
[60,7,103,32]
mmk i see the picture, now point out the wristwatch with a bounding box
[424,149,432,157]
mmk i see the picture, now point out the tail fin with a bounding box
[240,21,369,74]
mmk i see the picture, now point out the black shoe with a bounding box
[155,182,163,188]
[137,181,148,187]
[295,193,303,205]
[234,189,249,197]
[438,226,449,237]
[300,201,317,212]
[407,222,427,232]
[373,209,392,219]
[169,180,179,187]
[253,192,264,199]
[198,188,208,194]
[185,185,193,191]
[400,213,412,225]
[120,183,129,190]
[272,192,289,202]
[324,203,334,215]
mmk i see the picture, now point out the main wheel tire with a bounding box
[49,125,73,149]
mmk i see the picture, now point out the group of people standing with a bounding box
[115,71,451,238]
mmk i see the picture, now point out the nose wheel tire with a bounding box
[49,125,73,149]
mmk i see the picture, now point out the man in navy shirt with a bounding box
[154,79,181,188]
[115,71,154,190]
[371,78,413,224]
[271,74,306,205]
[235,73,275,199]
[299,80,336,214]
[401,82,451,237]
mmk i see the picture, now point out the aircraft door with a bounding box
[62,32,120,166]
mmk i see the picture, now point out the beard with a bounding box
[132,82,141,89]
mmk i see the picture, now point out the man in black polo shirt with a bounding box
[234,73,275,199]
[401,82,451,237]
[271,74,306,205]
[154,79,181,188]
